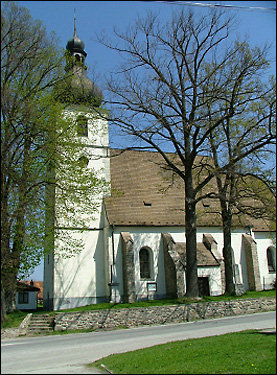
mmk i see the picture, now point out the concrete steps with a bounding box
[28,314,54,333]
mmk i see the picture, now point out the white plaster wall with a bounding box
[52,186,109,310]
[62,110,109,148]
[16,292,37,310]
[197,227,253,290]
[111,227,173,301]
[225,228,250,290]
[53,229,106,301]
[133,230,166,300]
[197,267,222,296]
[54,112,110,229]
[111,227,226,301]
[49,109,110,310]
[184,227,248,292]
[254,231,276,289]
[50,218,275,309]
[110,226,275,301]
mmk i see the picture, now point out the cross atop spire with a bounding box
[74,8,77,37]
[66,8,86,57]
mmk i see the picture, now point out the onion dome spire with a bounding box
[57,10,103,107]
[66,10,87,60]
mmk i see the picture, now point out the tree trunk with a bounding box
[1,255,18,314]
[222,212,236,295]
[1,285,7,323]
[4,275,17,313]
[1,216,25,316]
[2,134,30,317]
[184,177,199,297]
[1,167,15,318]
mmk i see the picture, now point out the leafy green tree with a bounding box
[1,1,108,321]
[99,9,275,296]
[1,1,65,320]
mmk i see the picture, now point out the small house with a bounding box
[16,281,41,310]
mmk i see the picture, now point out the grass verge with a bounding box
[90,330,276,374]
[2,289,275,329]
[1,310,29,329]
[40,289,277,313]
[39,290,276,314]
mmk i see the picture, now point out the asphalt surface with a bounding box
[1,311,276,374]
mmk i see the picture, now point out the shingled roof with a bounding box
[175,242,220,267]
[17,281,40,292]
[104,149,271,231]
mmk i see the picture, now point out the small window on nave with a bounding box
[267,246,276,273]
[139,247,153,280]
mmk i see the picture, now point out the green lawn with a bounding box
[1,309,29,329]
[41,289,277,313]
[90,330,276,374]
[2,289,275,329]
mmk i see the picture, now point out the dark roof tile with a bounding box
[175,242,220,266]
[104,149,271,231]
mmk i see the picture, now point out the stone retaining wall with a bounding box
[1,327,26,339]
[1,313,32,340]
[54,297,276,331]
[19,313,32,329]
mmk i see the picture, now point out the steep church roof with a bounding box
[104,148,271,231]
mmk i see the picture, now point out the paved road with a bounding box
[1,311,276,374]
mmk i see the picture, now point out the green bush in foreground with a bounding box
[91,330,276,374]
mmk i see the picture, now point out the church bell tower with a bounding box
[43,17,110,310]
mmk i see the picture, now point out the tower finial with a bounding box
[74,8,76,36]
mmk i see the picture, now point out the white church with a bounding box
[43,28,276,311]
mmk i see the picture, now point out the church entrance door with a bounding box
[198,277,210,296]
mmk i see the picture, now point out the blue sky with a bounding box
[17,0,276,150]
[14,0,276,281]
[16,1,276,80]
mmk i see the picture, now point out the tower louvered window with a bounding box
[77,115,88,137]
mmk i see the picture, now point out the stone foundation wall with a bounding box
[1,313,32,339]
[1,327,27,339]
[54,297,275,331]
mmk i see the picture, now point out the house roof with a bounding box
[104,149,271,231]
[17,281,40,292]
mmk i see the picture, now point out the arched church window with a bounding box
[139,247,153,279]
[76,115,88,137]
[267,246,276,273]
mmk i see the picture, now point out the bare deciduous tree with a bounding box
[99,9,275,296]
